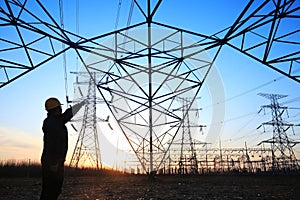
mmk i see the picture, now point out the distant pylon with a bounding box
[69,72,102,170]
[172,97,206,174]
[258,93,299,171]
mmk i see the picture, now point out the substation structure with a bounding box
[126,93,300,175]
[125,141,299,175]
[162,145,274,174]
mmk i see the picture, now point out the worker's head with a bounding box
[45,97,62,114]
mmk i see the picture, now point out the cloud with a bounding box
[0,126,42,161]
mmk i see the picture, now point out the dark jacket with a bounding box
[41,102,83,164]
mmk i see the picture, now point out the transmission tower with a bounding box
[171,97,206,174]
[258,93,299,171]
[69,72,103,170]
[1,0,300,176]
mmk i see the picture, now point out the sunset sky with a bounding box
[0,0,299,168]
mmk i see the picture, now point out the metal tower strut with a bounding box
[69,72,103,169]
[0,0,300,174]
[257,93,299,171]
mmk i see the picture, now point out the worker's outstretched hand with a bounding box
[78,99,86,107]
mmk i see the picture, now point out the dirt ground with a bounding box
[1,174,300,199]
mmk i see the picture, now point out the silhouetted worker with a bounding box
[40,97,85,200]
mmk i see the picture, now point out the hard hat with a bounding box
[45,97,62,111]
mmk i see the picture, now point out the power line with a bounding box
[76,0,79,35]
[115,0,122,30]
[225,76,285,103]
[282,96,300,104]
[75,0,79,73]
[204,75,285,111]
[222,130,261,144]
[126,0,134,27]
[234,112,260,134]
[204,75,287,145]
[221,111,257,124]
[59,0,69,105]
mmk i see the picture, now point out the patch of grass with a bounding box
[0,159,41,178]
[0,160,126,178]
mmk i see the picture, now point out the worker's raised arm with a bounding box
[61,100,85,123]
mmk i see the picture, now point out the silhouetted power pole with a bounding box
[69,72,102,170]
[258,93,299,171]
[171,97,206,174]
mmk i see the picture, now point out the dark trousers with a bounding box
[40,161,64,200]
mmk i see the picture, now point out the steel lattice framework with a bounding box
[69,72,102,170]
[258,93,299,170]
[0,0,300,174]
